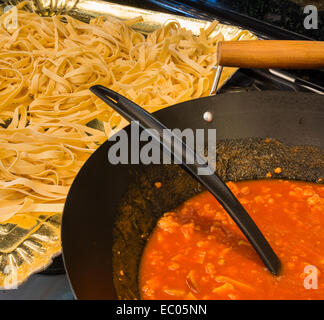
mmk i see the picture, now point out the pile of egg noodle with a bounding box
[0,2,248,223]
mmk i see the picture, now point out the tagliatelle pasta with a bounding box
[0,1,250,222]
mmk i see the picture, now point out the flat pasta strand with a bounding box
[0,2,251,222]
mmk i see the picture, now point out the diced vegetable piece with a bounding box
[163,289,186,297]
[212,282,234,294]
[184,292,197,300]
[186,270,199,293]
[215,276,255,292]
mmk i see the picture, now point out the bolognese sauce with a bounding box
[139,180,324,300]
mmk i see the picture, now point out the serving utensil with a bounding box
[90,84,281,276]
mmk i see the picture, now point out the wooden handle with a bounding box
[217,40,324,69]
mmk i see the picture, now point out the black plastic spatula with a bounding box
[90,84,281,275]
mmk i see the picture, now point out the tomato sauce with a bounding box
[139,180,324,300]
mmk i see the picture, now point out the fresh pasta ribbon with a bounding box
[0,3,252,222]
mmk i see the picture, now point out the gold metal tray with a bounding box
[0,0,256,289]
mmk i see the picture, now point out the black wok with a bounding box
[61,91,324,299]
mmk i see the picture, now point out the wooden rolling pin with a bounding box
[217,40,324,69]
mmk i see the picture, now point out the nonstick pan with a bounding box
[61,91,324,299]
